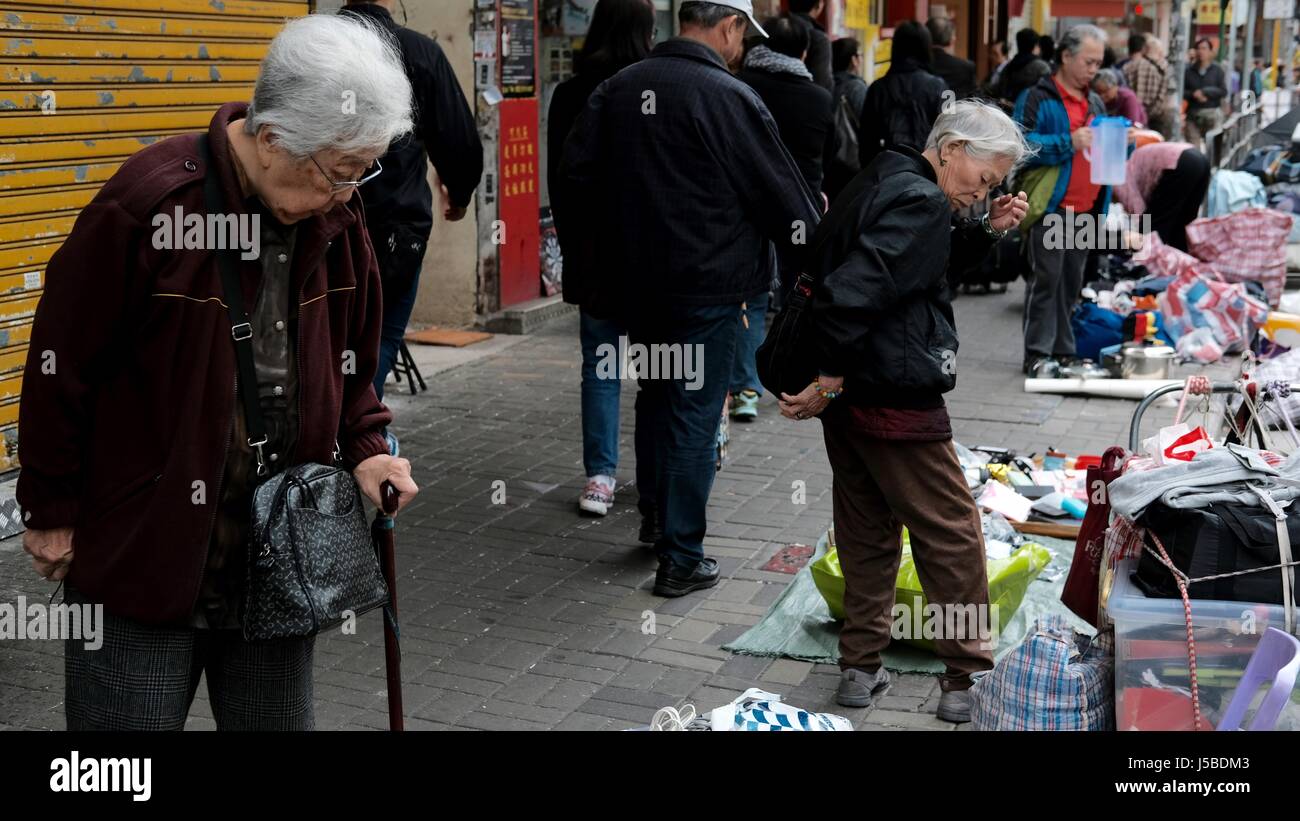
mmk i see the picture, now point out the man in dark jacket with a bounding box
[1184,37,1228,147]
[562,0,819,597]
[987,27,1051,111]
[927,16,976,98]
[342,1,483,412]
[789,0,833,90]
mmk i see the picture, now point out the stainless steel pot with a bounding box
[1120,343,1177,379]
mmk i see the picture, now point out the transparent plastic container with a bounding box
[1108,557,1295,730]
[1086,116,1128,186]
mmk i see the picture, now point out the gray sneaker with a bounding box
[835,667,891,708]
[936,688,973,723]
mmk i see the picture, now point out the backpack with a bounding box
[831,93,861,174]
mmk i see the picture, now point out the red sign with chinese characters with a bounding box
[498,98,540,308]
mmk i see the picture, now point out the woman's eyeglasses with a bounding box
[310,154,383,193]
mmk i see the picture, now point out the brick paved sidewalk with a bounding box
[0,281,1223,731]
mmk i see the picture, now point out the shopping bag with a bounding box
[1185,207,1293,308]
[1157,267,1270,351]
[708,688,852,731]
[1139,423,1213,464]
[969,616,1115,731]
[1060,446,1126,627]
[811,532,1052,651]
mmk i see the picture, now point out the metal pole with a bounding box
[1226,0,1238,108]
[1173,0,1194,139]
[1244,0,1257,103]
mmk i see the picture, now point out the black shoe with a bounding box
[653,557,720,598]
[638,516,662,546]
[1023,356,1059,378]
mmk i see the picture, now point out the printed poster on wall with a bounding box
[501,0,537,98]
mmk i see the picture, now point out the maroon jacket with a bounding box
[16,103,392,624]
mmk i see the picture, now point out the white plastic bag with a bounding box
[708,688,852,731]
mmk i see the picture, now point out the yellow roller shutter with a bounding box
[0,0,308,472]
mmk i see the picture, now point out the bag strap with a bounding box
[197,133,269,477]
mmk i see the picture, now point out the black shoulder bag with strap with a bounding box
[756,164,880,399]
[198,134,389,642]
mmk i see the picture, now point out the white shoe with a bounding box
[578,475,615,516]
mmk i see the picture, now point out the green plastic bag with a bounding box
[810,529,1052,652]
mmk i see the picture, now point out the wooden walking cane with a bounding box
[375,481,403,731]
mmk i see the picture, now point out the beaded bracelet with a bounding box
[814,381,841,400]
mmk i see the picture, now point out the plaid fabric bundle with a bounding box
[1186,207,1293,307]
[1105,513,1148,563]
[969,616,1115,731]
[1158,267,1270,352]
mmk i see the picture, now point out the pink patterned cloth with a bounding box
[1185,207,1294,307]
[1132,230,1199,279]
[1113,141,1192,216]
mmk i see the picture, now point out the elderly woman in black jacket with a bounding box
[779,100,1030,724]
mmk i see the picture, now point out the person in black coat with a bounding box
[560,1,820,597]
[547,0,655,519]
[341,1,483,414]
[825,37,870,203]
[738,15,834,198]
[987,27,1051,111]
[736,14,835,419]
[778,100,1030,724]
[788,0,833,90]
[859,20,947,167]
[926,16,976,98]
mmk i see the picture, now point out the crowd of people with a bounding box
[14,0,1241,731]
[552,0,1033,722]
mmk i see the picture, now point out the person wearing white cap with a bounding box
[559,1,820,597]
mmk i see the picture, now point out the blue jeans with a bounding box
[730,292,768,395]
[371,224,429,402]
[632,302,740,570]
[579,309,625,477]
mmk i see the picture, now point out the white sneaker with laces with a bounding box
[578,475,615,516]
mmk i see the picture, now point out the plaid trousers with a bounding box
[63,586,315,731]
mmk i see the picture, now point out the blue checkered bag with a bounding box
[969,616,1115,731]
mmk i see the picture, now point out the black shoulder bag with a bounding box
[756,165,879,398]
[198,134,390,642]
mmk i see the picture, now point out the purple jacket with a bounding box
[1108,86,1149,128]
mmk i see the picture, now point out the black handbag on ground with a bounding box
[1135,500,1299,606]
[198,135,389,641]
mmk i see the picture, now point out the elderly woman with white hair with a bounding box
[778,100,1030,723]
[17,13,419,730]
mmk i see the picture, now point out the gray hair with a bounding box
[1058,24,1107,59]
[245,13,413,159]
[1093,67,1121,90]
[926,17,955,48]
[678,1,742,28]
[925,99,1033,170]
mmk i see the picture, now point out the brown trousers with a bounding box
[822,420,994,691]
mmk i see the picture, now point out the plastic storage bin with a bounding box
[1108,557,1294,730]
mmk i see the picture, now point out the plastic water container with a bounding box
[1086,116,1128,186]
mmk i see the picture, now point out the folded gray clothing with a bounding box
[1108,444,1300,520]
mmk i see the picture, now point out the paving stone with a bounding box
[760,659,813,687]
[638,648,725,674]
